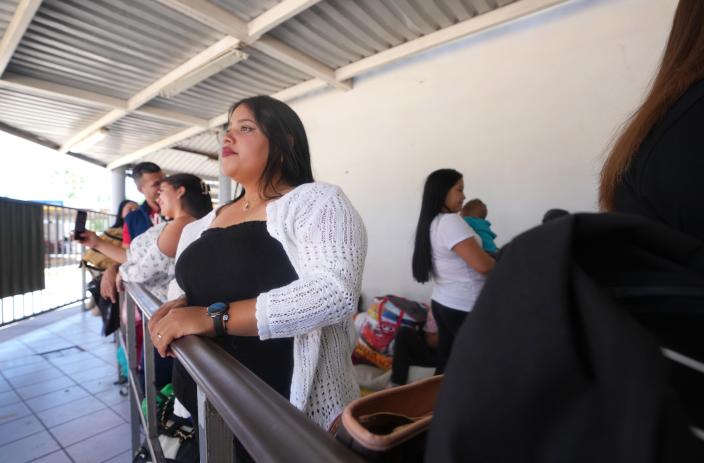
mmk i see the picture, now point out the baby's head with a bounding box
[461,199,487,219]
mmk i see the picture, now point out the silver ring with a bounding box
[157,333,162,340]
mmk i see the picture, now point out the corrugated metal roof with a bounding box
[0,0,19,40]
[6,0,224,99]
[268,0,518,68]
[148,48,311,120]
[210,0,281,22]
[0,0,530,171]
[143,147,219,180]
[0,87,107,145]
[80,113,188,164]
[173,130,221,157]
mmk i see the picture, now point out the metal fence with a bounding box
[0,202,114,326]
[122,282,363,463]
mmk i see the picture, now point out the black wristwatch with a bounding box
[207,302,229,337]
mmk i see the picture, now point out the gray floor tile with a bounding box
[93,387,129,407]
[0,377,10,393]
[102,449,132,463]
[81,376,118,395]
[0,354,47,371]
[0,430,60,463]
[0,345,35,362]
[16,376,76,400]
[56,356,109,375]
[66,364,116,383]
[64,422,131,463]
[110,400,132,422]
[25,385,89,412]
[36,395,107,428]
[25,340,75,354]
[1,359,51,378]
[17,331,56,343]
[91,344,117,356]
[47,351,96,368]
[0,389,21,407]
[50,407,125,447]
[0,414,44,446]
[74,339,108,350]
[6,367,66,388]
[0,400,32,425]
[30,450,73,463]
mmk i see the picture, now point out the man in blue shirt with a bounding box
[101,162,164,302]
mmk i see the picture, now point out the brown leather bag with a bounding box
[335,375,442,462]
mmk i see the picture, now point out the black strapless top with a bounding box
[174,221,296,398]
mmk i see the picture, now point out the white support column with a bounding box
[218,153,232,204]
[111,166,127,214]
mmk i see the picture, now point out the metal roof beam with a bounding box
[250,37,350,91]
[156,0,349,91]
[0,73,208,126]
[248,0,323,41]
[335,0,568,80]
[0,0,42,77]
[0,72,126,108]
[137,107,209,128]
[59,36,240,154]
[107,125,211,170]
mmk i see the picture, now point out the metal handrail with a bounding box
[123,282,363,463]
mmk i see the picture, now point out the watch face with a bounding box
[208,302,227,316]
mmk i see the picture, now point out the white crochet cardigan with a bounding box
[170,182,367,428]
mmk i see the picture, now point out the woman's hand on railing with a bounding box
[148,296,187,334]
[150,306,214,358]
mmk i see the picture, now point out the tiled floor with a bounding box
[0,307,134,463]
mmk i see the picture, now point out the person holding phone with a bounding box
[77,174,212,301]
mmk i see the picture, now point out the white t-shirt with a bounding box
[430,213,486,312]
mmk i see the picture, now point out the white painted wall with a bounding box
[289,0,678,304]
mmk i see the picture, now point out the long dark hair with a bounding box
[162,174,213,219]
[600,0,704,210]
[229,96,314,199]
[412,169,463,283]
[111,199,137,228]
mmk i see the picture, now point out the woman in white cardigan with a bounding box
[149,96,367,430]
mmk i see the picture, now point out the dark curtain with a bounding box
[0,197,45,298]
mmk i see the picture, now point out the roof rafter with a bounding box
[156,0,350,91]
[248,0,324,40]
[0,0,43,77]
[58,36,240,154]
[105,76,316,170]
[0,73,210,127]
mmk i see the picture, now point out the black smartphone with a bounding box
[74,210,87,241]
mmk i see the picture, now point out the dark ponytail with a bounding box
[412,169,463,283]
[162,174,213,219]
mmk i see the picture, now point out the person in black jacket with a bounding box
[426,213,704,462]
[599,0,704,444]
[600,0,704,242]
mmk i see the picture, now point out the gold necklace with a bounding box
[243,197,259,211]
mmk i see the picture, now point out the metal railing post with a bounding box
[124,292,142,454]
[81,262,87,311]
[197,387,234,463]
[143,322,159,440]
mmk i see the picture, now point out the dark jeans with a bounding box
[431,301,468,374]
[391,326,437,385]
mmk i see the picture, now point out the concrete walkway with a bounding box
[0,305,133,462]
